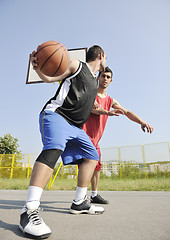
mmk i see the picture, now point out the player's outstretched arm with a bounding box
[91,101,124,116]
[30,51,79,83]
[113,99,153,133]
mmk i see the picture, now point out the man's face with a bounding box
[98,71,112,89]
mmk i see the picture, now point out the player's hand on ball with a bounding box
[30,50,38,70]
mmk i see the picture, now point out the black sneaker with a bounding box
[19,203,51,239]
[70,199,105,215]
[91,194,109,204]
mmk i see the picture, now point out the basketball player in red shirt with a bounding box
[83,67,153,204]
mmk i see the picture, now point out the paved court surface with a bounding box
[0,190,170,240]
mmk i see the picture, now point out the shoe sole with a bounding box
[70,209,105,215]
[91,201,109,204]
[19,224,51,239]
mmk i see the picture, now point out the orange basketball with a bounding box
[36,41,70,77]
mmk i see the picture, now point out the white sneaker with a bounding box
[19,203,51,239]
[70,199,105,215]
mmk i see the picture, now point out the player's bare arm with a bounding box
[112,99,153,133]
[91,102,124,116]
[30,51,79,83]
[108,109,124,116]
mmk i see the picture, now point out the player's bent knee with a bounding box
[36,149,63,169]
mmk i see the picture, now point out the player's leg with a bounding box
[29,149,63,188]
[72,159,97,208]
[91,169,101,192]
[61,129,105,214]
[70,158,105,214]
[19,149,62,239]
[19,111,66,238]
[77,158,98,187]
[91,147,109,204]
[29,162,53,188]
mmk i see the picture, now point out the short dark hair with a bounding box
[86,45,104,62]
[98,66,113,78]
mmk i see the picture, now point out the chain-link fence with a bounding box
[0,142,170,185]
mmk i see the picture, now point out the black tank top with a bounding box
[42,62,98,128]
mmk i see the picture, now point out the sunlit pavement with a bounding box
[0,190,170,240]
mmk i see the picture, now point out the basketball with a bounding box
[36,41,70,77]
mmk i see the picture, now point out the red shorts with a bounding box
[95,146,101,171]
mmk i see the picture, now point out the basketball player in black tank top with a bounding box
[19,45,107,239]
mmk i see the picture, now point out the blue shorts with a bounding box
[39,111,99,165]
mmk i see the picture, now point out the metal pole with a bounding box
[10,154,15,179]
[118,147,122,179]
[48,161,63,190]
[27,154,31,179]
[142,145,148,179]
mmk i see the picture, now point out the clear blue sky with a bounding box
[0,0,170,153]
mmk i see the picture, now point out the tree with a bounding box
[0,134,24,178]
[0,134,21,154]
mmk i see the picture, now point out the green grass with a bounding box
[97,178,170,191]
[0,177,170,191]
[0,178,30,190]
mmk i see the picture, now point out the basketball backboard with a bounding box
[26,48,87,84]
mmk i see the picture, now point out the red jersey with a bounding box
[83,94,113,148]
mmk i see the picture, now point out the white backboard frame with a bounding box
[26,47,87,84]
